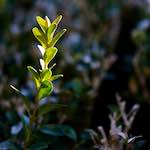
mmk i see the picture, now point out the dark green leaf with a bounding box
[49,29,66,47]
[38,103,67,116]
[44,47,58,65]
[27,66,40,89]
[40,125,63,136]
[38,80,53,100]
[61,125,77,141]
[40,125,77,141]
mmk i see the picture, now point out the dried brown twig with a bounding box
[89,95,141,150]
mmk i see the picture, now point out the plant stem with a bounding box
[24,96,39,150]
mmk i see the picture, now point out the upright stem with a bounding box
[24,96,39,150]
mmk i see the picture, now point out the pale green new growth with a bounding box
[30,15,66,99]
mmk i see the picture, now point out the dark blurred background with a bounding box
[0,0,150,148]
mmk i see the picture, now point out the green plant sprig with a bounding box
[31,15,66,100]
[10,15,67,149]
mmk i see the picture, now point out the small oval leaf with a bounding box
[44,47,58,66]
[32,27,47,47]
[38,80,53,100]
[52,15,62,26]
[27,66,40,89]
[36,16,47,33]
[49,29,66,47]
[40,69,52,81]
[47,24,57,42]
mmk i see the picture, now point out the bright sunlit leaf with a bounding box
[44,47,58,66]
[36,16,47,33]
[47,24,57,42]
[49,29,66,47]
[40,69,52,81]
[52,15,62,26]
[32,27,47,47]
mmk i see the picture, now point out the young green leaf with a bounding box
[27,66,40,89]
[36,16,47,33]
[32,27,47,48]
[38,80,53,100]
[44,47,58,66]
[40,69,52,81]
[49,63,56,69]
[49,29,66,47]
[50,74,63,81]
[47,24,57,42]
[38,103,67,116]
[52,15,62,26]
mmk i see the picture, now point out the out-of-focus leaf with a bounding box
[39,124,77,141]
[0,141,18,150]
[49,29,66,47]
[40,69,52,82]
[29,142,48,150]
[10,85,31,113]
[50,74,63,81]
[38,80,53,100]
[38,103,67,116]
[21,115,30,140]
[27,66,40,89]
[11,122,23,135]
[44,47,58,65]
[40,125,63,136]
[47,24,57,42]
[32,27,47,48]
